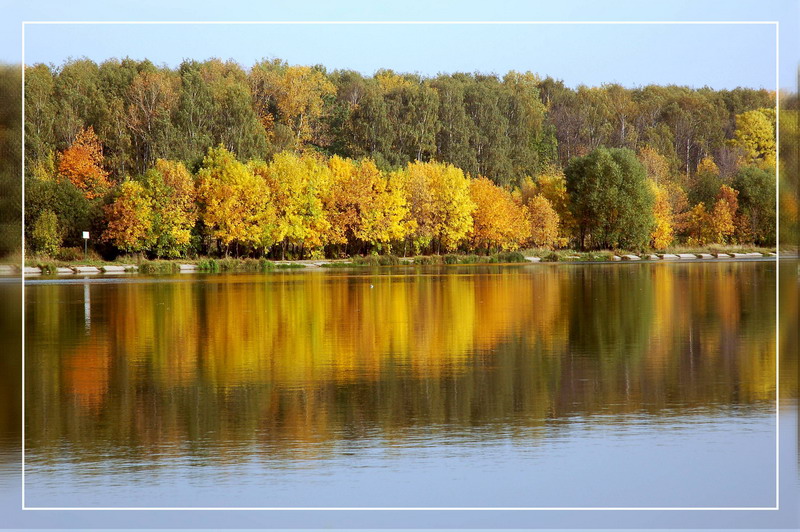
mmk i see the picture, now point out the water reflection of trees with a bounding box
[24,263,780,460]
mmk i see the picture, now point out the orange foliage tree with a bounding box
[520,168,572,245]
[102,180,153,253]
[686,185,738,246]
[326,156,409,253]
[468,176,529,252]
[525,194,560,249]
[710,184,738,244]
[57,126,111,199]
[685,203,714,246]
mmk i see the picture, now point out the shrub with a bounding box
[197,258,219,272]
[56,246,83,262]
[352,254,399,267]
[491,251,526,263]
[30,210,61,256]
[321,262,355,268]
[139,261,180,274]
[37,262,58,275]
[259,258,274,272]
[413,255,443,265]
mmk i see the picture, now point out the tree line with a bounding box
[23,57,782,259]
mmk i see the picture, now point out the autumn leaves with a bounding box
[101,146,562,258]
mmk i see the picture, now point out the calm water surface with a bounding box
[24,262,778,508]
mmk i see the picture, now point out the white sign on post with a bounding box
[82,231,90,239]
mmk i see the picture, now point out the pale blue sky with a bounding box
[1,0,798,91]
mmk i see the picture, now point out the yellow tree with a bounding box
[525,194,560,249]
[520,166,573,242]
[196,146,269,255]
[685,203,714,246]
[638,146,672,184]
[253,151,331,256]
[469,176,529,252]
[250,61,335,148]
[710,184,738,244]
[650,181,675,250]
[685,186,737,246]
[729,108,776,170]
[102,180,153,253]
[326,155,366,247]
[141,159,197,258]
[57,126,111,199]
[326,156,409,252]
[399,161,475,253]
[358,170,410,248]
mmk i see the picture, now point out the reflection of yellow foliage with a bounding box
[25,263,778,455]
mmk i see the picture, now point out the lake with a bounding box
[23,261,779,509]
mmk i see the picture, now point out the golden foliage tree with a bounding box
[638,146,672,184]
[252,151,331,255]
[250,62,335,148]
[142,159,198,258]
[650,181,675,250]
[695,156,720,177]
[398,161,475,253]
[525,194,560,249]
[57,126,111,199]
[326,156,409,251]
[469,176,529,252]
[102,180,153,253]
[710,184,739,244]
[685,185,738,246]
[729,108,776,170]
[196,146,269,254]
[520,166,572,244]
[685,203,714,247]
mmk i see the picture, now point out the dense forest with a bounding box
[19,57,793,259]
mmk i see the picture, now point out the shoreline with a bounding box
[11,253,791,284]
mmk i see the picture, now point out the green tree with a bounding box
[565,147,655,249]
[504,71,554,184]
[24,64,57,171]
[30,210,61,256]
[733,166,776,245]
[25,176,94,248]
[431,75,478,175]
[689,156,722,208]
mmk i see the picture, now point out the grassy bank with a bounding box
[322,251,528,268]
[16,245,781,276]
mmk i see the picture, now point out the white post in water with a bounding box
[82,231,89,260]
